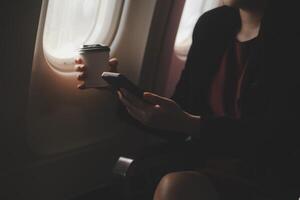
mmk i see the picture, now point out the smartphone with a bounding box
[101,72,145,99]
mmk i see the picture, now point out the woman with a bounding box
[75,0,300,199]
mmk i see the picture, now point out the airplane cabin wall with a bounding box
[0,0,181,199]
[0,0,42,181]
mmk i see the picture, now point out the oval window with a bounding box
[43,0,124,72]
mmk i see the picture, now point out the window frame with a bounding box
[43,0,124,73]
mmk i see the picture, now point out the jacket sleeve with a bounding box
[170,6,239,110]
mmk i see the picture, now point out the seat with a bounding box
[112,140,208,200]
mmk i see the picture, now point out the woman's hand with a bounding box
[117,89,202,135]
[75,57,119,89]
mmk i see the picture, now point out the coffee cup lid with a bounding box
[79,44,110,53]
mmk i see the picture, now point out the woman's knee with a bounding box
[153,171,219,200]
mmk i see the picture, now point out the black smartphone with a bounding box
[101,72,145,99]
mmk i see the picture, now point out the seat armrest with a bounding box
[112,140,204,199]
[113,140,202,177]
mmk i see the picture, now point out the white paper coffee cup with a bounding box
[79,44,110,88]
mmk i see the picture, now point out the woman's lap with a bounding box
[195,168,272,200]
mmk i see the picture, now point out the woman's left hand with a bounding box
[117,89,201,135]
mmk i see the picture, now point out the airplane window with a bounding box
[43,0,124,72]
[174,0,221,61]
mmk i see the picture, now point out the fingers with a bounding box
[75,58,86,89]
[125,100,157,127]
[126,107,138,119]
[118,90,145,113]
[75,64,86,72]
[109,58,118,66]
[109,58,118,72]
[75,61,87,82]
[77,72,87,81]
[120,88,136,101]
[126,106,145,123]
[75,58,83,64]
[143,92,171,106]
[120,88,147,110]
[118,90,135,109]
[118,90,159,126]
[77,83,86,90]
[76,57,118,72]
[75,57,119,90]
[117,90,123,99]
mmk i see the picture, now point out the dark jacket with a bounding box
[171,5,300,198]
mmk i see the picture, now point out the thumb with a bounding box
[108,58,118,72]
[143,92,169,106]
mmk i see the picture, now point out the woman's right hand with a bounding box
[74,57,119,89]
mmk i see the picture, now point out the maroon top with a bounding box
[209,37,258,119]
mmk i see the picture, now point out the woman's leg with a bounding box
[153,171,219,200]
[153,169,270,200]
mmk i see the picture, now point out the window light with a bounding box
[43,0,124,72]
[174,0,221,61]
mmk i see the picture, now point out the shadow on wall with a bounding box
[0,0,42,169]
